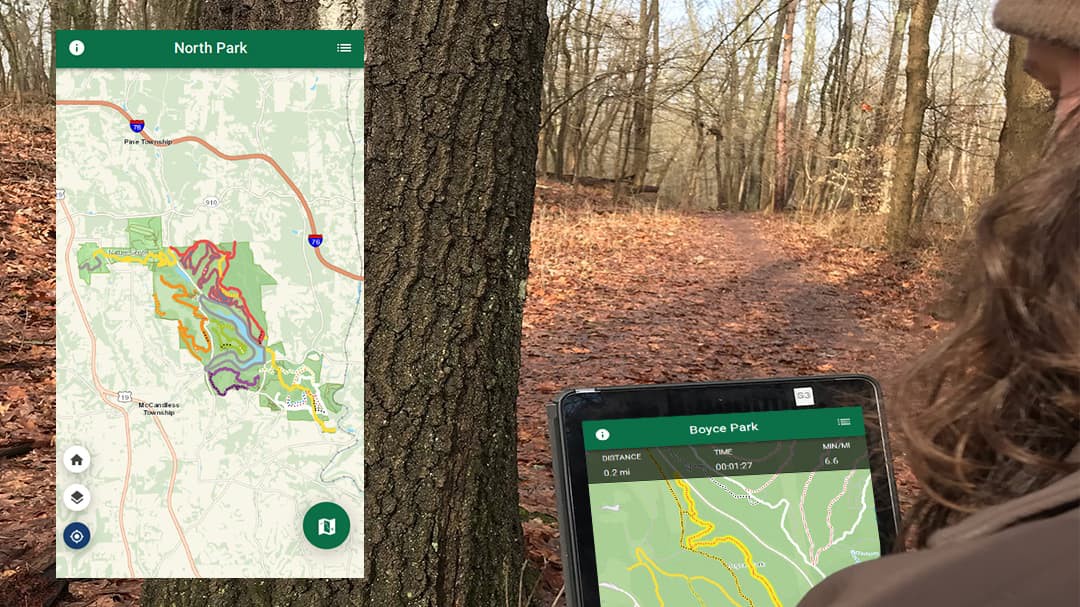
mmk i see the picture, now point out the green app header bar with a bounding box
[582,406,865,450]
[56,30,364,68]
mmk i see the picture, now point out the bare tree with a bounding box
[887,0,939,248]
[773,0,797,211]
[788,0,822,205]
[620,0,660,194]
[748,0,791,210]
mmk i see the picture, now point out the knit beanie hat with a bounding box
[994,0,1080,50]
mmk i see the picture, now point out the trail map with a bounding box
[56,34,364,578]
[584,408,882,606]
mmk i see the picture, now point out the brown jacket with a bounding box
[798,469,1080,607]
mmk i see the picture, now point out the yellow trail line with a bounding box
[645,450,755,606]
[94,247,178,267]
[214,256,246,302]
[676,478,783,607]
[628,547,743,607]
[267,349,335,434]
[95,249,336,434]
[687,580,709,607]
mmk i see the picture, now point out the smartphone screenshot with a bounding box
[55,30,364,578]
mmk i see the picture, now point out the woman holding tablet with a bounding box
[799,2,1080,604]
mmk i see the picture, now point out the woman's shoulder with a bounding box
[798,471,1080,607]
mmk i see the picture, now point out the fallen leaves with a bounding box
[0,105,142,607]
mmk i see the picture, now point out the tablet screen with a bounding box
[582,406,880,606]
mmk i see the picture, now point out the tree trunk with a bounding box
[913,115,942,225]
[737,39,761,210]
[994,36,1054,191]
[623,0,659,194]
[773,0,797,211]
[684,0,708,207]
[809,0,850,213]
[748,0,791,210]
[857,0,911,212]
[50,0,97,29]
[873,0,913,148]
[141,0,548,604]
[571,0,600,179]
[713,127,725,209]
[638,0,660,191]
[823,0,855,205]
[106,0,120,28]
[887,0,938,249]
[552,1,575,178]
[789,0,821,208]
[196,0,319,29]
[0,13,22,103]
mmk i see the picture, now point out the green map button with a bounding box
[303,502,351,550]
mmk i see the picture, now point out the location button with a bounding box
[63,522,92,550]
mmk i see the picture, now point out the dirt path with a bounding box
[517,188,946,586]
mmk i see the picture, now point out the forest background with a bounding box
[0,0,1054,605]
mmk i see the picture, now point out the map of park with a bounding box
[56,65,363,578]
[590,454,879,606]
[76,222,342,429]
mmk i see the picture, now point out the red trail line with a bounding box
[175,240,267,343]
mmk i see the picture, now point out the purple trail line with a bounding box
[207,365,260,397]
[179,245,215,287]
[78,257,106,273]
[206,346,265,373]
[206,283,231,306]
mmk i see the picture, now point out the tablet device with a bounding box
[547,375,899,607]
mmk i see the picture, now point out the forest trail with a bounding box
[517,181,950,587]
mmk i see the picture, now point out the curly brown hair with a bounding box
[899,112,1080,547]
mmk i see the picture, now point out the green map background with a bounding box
[589,468,880,606]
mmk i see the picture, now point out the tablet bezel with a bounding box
[553,374,900,606]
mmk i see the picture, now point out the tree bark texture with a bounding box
[196,0,319,29]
